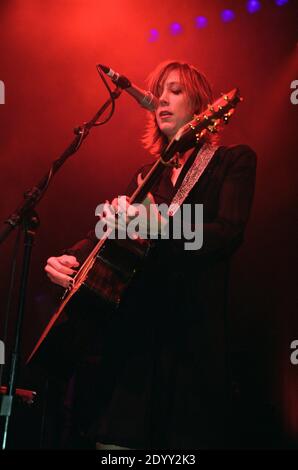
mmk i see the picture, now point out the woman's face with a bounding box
[155,69,194,141]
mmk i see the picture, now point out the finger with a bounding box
[111,198,119,211]
[45,264,74,288]
[104,214,117,232]
[118,196,130,214]
[127,204,139,218]
[46,257,77,275]
[102,201,115,219]
[110,196,130,212]
[59,255,80,268]
[104,207,127,233]
[106,213,127,233]
[146,192,156,204]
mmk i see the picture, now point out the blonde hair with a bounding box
[142,60,216,156]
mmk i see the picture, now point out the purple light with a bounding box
[195,16,208,29]
[170,22,183,35]
[148,28,159,42]
[246,0,261,14]
[275,0,288,5]
[221,9,236,22]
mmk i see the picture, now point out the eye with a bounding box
[171,88,182,95]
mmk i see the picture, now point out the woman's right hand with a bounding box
[44,255,79,288]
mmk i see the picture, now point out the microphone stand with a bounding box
[0,87,122,449]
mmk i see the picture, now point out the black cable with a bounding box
[94,65,116,126]
[0,226,21,386]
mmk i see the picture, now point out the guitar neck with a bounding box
[130,138,183,203]
[129,158,166,204]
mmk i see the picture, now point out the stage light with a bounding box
[195,16,208,29]
[170,22,183,35]
[148,1,290,43]
[275,0,288,5]
[148,28,159,42]
[246,0,262,14]
[221,9,236,22]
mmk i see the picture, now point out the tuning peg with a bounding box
[221,93,229,101]
[207,120,219,133]
[196,129,207,141]
[223,109,234,124]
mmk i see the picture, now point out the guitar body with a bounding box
[84,236,152,306]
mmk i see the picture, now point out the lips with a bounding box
[159,110,173,117]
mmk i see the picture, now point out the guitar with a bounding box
[27,88,242,365]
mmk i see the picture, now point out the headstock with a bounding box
[175,87,243,143]
[162,88,243,166]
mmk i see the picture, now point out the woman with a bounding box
[44,60,257,449]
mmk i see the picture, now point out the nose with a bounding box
[159,88,169,106]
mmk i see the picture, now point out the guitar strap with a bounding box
[168,143,219,216]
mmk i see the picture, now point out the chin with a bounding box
[160,125,175,140]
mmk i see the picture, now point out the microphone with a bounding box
[98,64,158,112]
